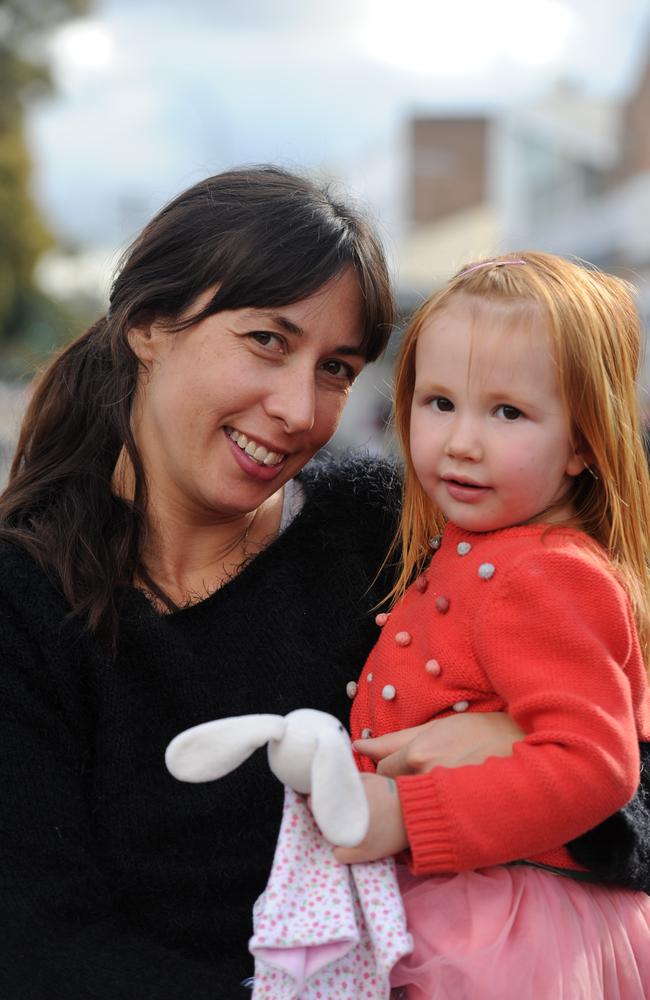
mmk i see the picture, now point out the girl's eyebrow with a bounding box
[413,379,451,393]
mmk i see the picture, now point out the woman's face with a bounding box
[129,268,367,520]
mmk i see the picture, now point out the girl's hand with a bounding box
[354,712,524,778]
[331,773,408,864]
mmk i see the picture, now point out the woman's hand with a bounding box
[332,772,408,865]
[354,712,524,778]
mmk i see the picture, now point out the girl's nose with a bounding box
[444,415,482,461]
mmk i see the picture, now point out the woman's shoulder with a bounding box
[0,539,97,694]
[0,538,68,620]
[0,536,45,585]
[298,451,402,513]
[288,451,402,602]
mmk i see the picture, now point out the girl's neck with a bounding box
[453,501,579,536]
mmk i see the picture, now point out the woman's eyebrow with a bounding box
[263,313,304,337]
[244,310,366,357]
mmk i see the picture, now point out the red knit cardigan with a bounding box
[350,523,650,875]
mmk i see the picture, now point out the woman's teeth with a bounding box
[227,428,284,466]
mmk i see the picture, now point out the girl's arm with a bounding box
[335,714,524,864]
[355,712,524,776]
[401,548,645,874]
[333,773,408,863]
[345,548,648,874]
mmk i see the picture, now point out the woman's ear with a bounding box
[127,320,166,367]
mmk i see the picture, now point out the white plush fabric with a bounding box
[166,708,370,847]
[249,787,412,999]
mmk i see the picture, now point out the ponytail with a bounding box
[0,317,145,645]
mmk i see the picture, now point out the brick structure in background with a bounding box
[615,53,650,181]
[408,117,488,226]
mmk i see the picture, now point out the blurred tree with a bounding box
[0,0,89,360]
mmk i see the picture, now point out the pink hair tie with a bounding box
[460,258,527,276]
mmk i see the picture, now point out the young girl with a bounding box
[342,252,650,998]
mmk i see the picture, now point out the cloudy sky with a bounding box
[27,0,650,249]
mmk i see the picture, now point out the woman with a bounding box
[0,167,645,999]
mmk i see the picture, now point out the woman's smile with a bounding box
[225,427,286,467]
[225,427,288,481]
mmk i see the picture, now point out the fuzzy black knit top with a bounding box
[0,456,648,1000]
[0,456,402,999]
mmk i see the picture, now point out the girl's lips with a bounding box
[225,429,288,481]
[443,479,491,503]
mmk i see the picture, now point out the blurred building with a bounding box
[333,114,501,453]
[22,43,650,459]
[495,65,650,402]
[395,67,650,314]
[398,115,499,309]
[335,37,650,451]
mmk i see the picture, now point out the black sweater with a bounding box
[0,457,648,999]
[0,457,402,998]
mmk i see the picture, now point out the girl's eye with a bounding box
[320,359,357,383]
[496,404,523,421]
[431,396,454,412]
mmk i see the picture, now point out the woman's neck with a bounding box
[113,449,284,607]
[139,491,284,607]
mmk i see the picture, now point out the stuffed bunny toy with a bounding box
[165,708,369,848]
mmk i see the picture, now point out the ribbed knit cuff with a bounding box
[396,772,459,874]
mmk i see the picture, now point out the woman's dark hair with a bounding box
[0,165,394,645]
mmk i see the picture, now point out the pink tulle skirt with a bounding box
[390,864,650,999]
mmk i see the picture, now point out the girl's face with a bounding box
[409,295,584,533]
[128,268,366,521]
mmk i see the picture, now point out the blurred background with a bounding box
[2,0,650,473]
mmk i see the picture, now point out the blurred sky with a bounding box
[26,0,650,249]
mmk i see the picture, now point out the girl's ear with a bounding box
[567,435,595,478]
[566,449,586,478]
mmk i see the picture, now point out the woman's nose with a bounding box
[264,364,317,434]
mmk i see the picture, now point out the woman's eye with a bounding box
[496,404,523,421]
[321,359,356,383]
[249,331,283,350]
[431,396,454,412]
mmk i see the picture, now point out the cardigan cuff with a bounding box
[396,772,458,874]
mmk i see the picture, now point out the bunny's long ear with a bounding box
[310,727,369,847]
[165,714,285,782]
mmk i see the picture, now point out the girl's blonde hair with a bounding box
[389,250,650,672]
